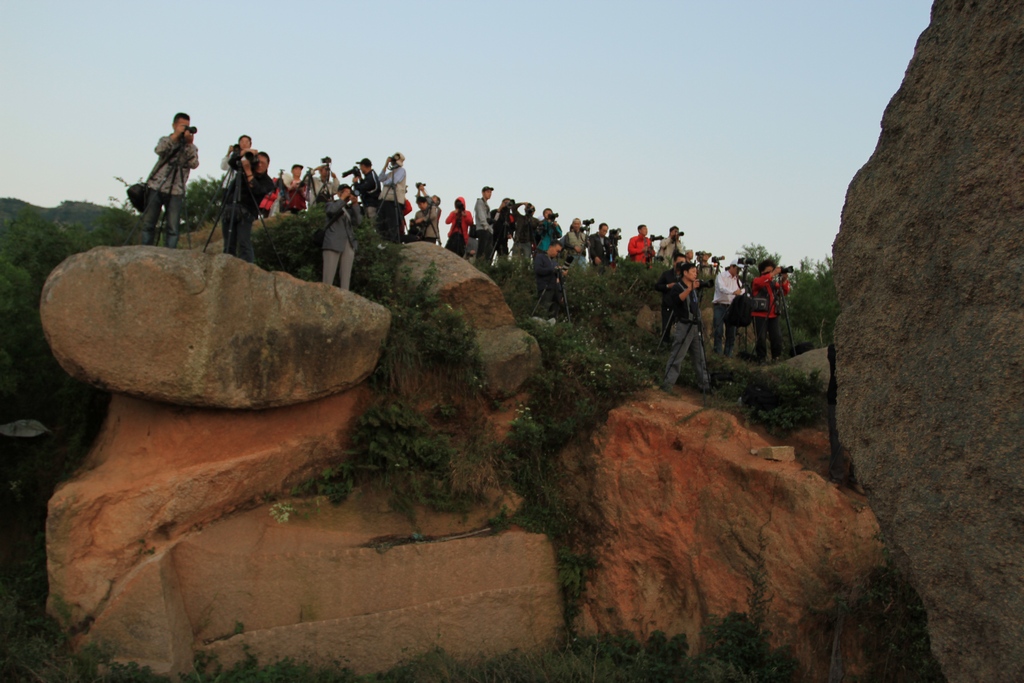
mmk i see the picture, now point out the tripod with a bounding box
[125,140,191,247]
[202,156,286,270]
[530,273,571,324]
[775,278,797,357]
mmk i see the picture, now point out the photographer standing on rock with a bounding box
[712,260,745,357]
[751,259,791,362]
[311,163,339,204]
[352,158,380,219]
[407,194,440,244]
[589,223,611,271]
[513,203,539,259]
[377,153,407,243]
[232,151,276,263]
[662,261,710,393]
[322,184,362,291]
[627,225,652,264]
[141,112,199,249]
[474,186,494,264]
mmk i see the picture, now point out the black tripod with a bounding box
[201,156,285,270]
[530,274,571,324]
[775,278,797,357]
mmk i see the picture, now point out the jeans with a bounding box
[663,320,709,390]
[713,303,737,356]
[141,189,183,249]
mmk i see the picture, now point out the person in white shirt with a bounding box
[712,259,745,356]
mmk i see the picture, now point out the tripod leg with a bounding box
[531,287,549,317]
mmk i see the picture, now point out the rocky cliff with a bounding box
[833,1,1024,680]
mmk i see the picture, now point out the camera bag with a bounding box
[126,183,147,212]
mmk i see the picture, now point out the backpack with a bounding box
[725,294,755,328]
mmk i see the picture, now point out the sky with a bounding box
[0,1,933,265]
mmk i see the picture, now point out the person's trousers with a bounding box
[713,303,737,356]
[377,201,401,243]
[663,320,709,390]
[322,246,355,290]
[513,242,532,259]
[141,189,182,249]
[476,231,493,264]
[754,316,783,361]
[537,287,561,318]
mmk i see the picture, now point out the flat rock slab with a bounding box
[833,2,1024,680]
[40,246,390,409]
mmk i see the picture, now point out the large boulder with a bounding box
[40,246,390,409]
[402,243,540,394]
[46,388,371,630]
[578,392,882,681]
[78,491,560,677]
[833,3,1024,680]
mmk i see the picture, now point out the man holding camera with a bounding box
[533,242,566,322]
[492,198,515,259]
[140,113,199,249]
[627,225,652,264]
[352,158,380,219]
[377,153,407,243]
[713,260,745,357]
[321,184,362,291]
[662,261,710,393]
[564,218,588,267]
[751,259,791,362]
[657,226,683,262]
[537,209,561,252]
[655,252,688,345]
[697,252,717,282]
[407,194,440,244]
[311,163,339,204]
[231,151,276,263]
[513,203,539,259]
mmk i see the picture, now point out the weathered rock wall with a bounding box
[833,2,1024,681]
[577,392,882,681]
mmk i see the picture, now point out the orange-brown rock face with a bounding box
[46,387,371,631]
[578,392,882,680]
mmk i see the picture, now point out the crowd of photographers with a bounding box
[138,115,795,378]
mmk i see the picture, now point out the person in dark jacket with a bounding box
[662,261,710,392]
[654,252,687,345]
[351,158,380,219]
[533,242,565,320]
[322,184,362,290]
[232,151,276,263]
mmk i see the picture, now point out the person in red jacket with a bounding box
[444,196,472,257]
[750,259,791,362]
[627,225,652,264]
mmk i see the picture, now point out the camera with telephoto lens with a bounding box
[608,228,621,240]
[341,164,361,178]
[779,265,795,274]
[184,126,197,134]
[698,279,715,290]
[227,148,257,170]
[651,234,666,241]
[735,256,756,266]
[549,212,559,221]
[525,205,536,217]
[320,157,332,165]
[582,218,595,227]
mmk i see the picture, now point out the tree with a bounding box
[786,256,839,347]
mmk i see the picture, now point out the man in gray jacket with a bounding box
[474,186,494,264]
[141,112,199,249]
[322,184,363,291]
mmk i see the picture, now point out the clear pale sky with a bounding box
[0,1,932,265]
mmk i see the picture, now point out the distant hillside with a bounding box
[0,197,107,234]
